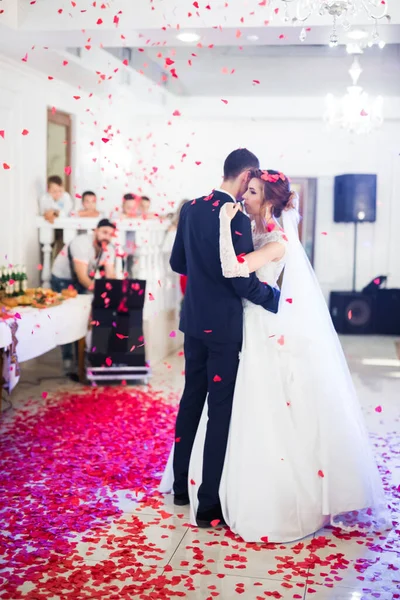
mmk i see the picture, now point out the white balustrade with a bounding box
[36,217,181,318]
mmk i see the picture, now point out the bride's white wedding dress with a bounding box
[160,204,389,543]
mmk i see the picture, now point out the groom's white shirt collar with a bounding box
[214,188,237,203]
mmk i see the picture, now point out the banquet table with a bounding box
[0,295,92,396]
[0,322,12,351]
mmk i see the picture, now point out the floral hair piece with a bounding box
[260,170,286,183]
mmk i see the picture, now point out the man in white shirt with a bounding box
[39,175,73,222]
[51,218,116,375]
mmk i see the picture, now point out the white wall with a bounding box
[0,56,155,285]
[130,111,400,297]
[1,53,399,297]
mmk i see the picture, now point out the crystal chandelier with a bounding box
[280,1,391,46]
[323,57,384,134]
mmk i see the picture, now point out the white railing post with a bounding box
[38,223,55,288]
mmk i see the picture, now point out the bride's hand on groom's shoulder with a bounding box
[224,202,242,221]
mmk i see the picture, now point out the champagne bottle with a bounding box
[5,268,12,297]
[13,265,21,296]
[21,265,28,294]
[10,267,14,296]
[0,267,5,293]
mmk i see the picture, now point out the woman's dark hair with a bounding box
[223,148,259,180]
[250,169,296,218]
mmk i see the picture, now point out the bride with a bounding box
[161,169,389,543]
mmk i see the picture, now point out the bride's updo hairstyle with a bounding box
[250,169,298,218]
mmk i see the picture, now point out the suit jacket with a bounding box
[170,190,280,344]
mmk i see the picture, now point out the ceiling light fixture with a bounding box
[279,0,391,46]
[176,32,201,43]
[324,57,384,134]
[347,28,369,40]
[346,42,364,54]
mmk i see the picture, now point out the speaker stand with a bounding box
[352,221,358,293]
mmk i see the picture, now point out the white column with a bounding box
[38,225,55,288]
[63,228,76,246]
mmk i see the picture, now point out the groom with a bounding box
[170,149,280,527]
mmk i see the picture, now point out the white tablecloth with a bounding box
[12,295,92,363]
[0,321,12,350]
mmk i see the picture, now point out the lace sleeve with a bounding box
[265,230,288,248]
[219,204,250,278]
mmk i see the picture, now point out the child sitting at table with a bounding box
[39,175,73,223]
[77,191,103,218]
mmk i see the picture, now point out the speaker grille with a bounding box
[345,299,372,327]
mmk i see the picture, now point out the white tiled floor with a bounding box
[2,334,400,599]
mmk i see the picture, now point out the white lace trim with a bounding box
[219,204,250,278]
[252,227,288,251]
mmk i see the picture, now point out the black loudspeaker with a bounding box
[334,174,377,223]
[92,278,145,311]
[89,279,147,367]
[374,289,400,335]
[329,292,375,334]
[362,275,387,295]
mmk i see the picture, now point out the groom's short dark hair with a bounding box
[223,149,260,180]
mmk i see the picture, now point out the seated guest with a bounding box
[162,199,190,253]
[116,193,140,276]
[122,193,141,218]
[111,192,141,220]
[51,218,116,375]
[162,199,190,313]
[141,195,151,211]
[140,195,154,218]
[78,190,102,218]
[39,175,73,223]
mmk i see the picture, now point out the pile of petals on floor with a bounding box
[1,387,399,599]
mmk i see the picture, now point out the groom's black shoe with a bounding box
[196,506,226,528]
[174,493,190,506]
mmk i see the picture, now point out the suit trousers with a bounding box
[173,334,241,513]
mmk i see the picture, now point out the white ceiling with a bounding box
[117,44,400,97]
[0,0,399,100]
[2,0,400,45]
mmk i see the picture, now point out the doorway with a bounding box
[290,178,317,266]
[47,109,72,259]
[47,108,72,192]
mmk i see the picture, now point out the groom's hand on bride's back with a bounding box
[231,212,280,314]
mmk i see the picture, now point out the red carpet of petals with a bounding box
[0,387,178,599]
[1,387,399,600]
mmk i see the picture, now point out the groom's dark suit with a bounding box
[170,190,280,514]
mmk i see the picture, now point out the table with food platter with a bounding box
[0,287,92,396]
